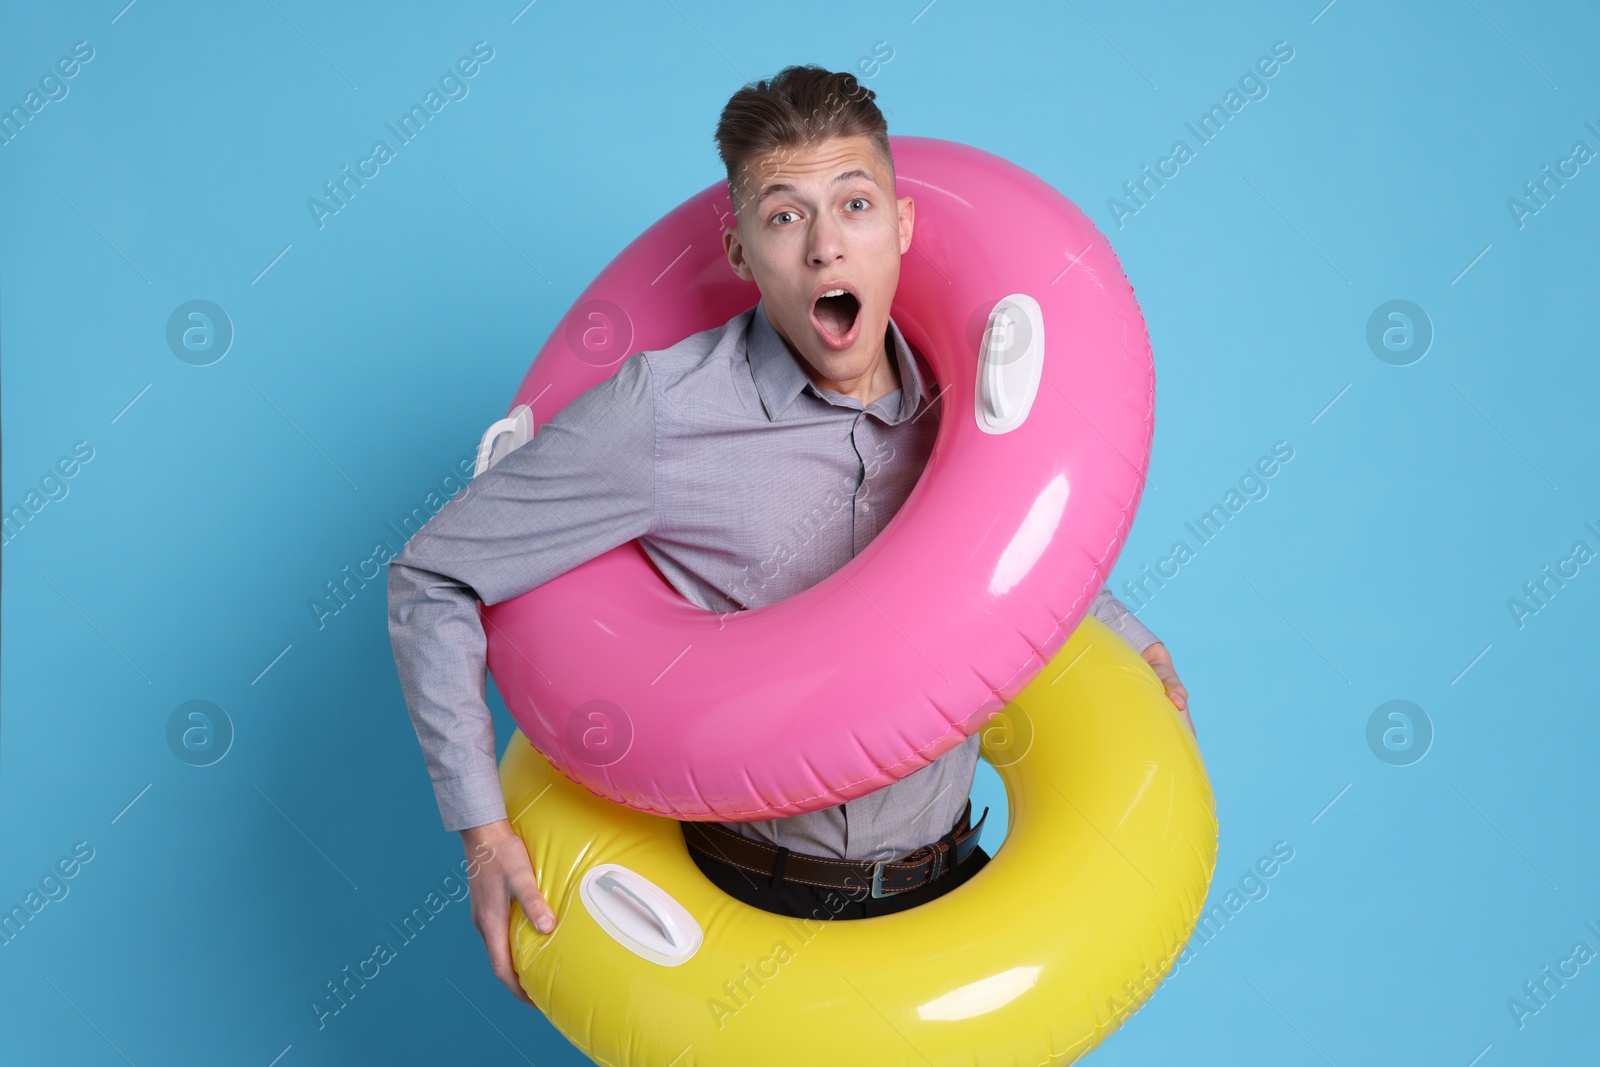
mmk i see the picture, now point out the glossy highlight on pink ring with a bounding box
[480,136,1155,821]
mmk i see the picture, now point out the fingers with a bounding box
[495,862,555,1008]
[1141,646,1188,715]
[1152,667,1187,710]
[1155,669,1193,729]
[461,821,554,1008]
[488,830,557,935]
[476,904,536,1007]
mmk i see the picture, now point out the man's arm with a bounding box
[386,350,657,832]
[1089,585,1158,654]
[1089,586,1191,732]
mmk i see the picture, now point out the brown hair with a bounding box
[714,64,893,219]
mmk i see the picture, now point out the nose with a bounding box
[806,210,845,267]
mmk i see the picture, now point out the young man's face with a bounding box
[722,133,914,395]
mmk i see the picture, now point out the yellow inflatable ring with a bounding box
[505,614,1218,1065]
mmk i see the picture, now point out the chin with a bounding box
[812,326,878,372]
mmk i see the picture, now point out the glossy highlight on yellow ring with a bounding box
[504,614,1218,1066]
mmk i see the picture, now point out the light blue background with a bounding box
[3,1,1597,1064]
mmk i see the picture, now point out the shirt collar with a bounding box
[747,295,933,424]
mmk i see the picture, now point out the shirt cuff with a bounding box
[1125,629,1160,656]
[432,768,509,833]
[1108,609,1159,655]
[1098,595,1160,655]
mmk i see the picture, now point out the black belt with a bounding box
[682,799,990,899]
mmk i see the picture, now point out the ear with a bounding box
[723,222,754,282]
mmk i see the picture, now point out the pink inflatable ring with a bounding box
[477,136,1154,821]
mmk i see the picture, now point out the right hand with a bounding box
[1139,641,1194,737]
[460,818,558,1007]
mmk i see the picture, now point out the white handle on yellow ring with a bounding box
[596,871,680,948]
[579,863,703,967]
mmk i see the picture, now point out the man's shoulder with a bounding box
[634,303,757,396]
[543,304,757,439]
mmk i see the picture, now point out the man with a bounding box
[387,64,1190,1007]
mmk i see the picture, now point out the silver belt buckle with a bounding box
[868,859,893,899]
[868,849,928,898]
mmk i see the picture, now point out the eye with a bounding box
[846,197,869,211]
[771,210,798,226]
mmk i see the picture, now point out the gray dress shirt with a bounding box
[387,297,1159,860]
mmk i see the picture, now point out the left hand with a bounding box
[1140,642,1193,736]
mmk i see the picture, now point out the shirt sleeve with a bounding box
[386,351,657,832]
[1089,585,1160,655]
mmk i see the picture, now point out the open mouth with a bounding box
[810,286,862,348]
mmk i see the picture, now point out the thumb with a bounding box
[509,868,556,934]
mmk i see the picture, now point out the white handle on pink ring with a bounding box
[474,404,535,477]
[978,293,1045,433]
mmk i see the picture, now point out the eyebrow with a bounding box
[755,168,881,209]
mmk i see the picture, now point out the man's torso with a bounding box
[637,299,980,862]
